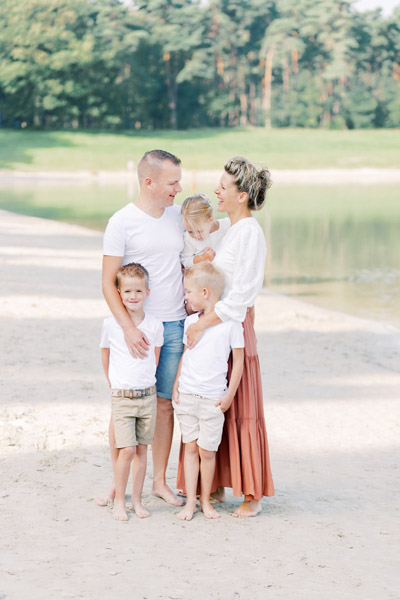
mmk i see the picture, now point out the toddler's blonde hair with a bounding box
[181,194,213,223]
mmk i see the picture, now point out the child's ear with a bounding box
[146,287,150,297]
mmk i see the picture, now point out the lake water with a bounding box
[1,178,399,327]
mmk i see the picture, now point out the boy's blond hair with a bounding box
[117,262,149,288]
[184,262,225,298]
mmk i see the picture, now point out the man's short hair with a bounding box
[137,149,181,181]
[117,262,149,288]
[184,262,225,298]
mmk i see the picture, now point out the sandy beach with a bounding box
[1,208,399,600]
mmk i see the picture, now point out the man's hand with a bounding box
[215,394,233,413]
[124,326,150,359]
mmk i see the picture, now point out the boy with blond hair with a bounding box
[172,262,244,521]
[100,262,163,521]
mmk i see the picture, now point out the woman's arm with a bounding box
[185,310,221,349]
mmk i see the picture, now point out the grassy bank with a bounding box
[1,128,399,172]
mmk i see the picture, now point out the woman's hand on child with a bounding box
[186,320,205,349]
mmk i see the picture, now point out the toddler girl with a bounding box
[180,194,230,268]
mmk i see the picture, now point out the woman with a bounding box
[177,156,274,517]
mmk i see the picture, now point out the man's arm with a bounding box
[102,255,150,358]
[215,347,244,413]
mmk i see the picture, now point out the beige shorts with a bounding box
[174,392,225,452]
[111,392,157,448]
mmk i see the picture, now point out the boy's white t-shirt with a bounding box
[100,314,164,389]
[103,203,186,322]
[180,217,230,268]
[178,312,244,400]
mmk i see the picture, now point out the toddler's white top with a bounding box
[103,203,186,322]
[213,217,266,323]
[180,217,230,268]
[100,314,164,389]
[178,312,244,401]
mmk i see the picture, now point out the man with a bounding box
[101,149,186,506]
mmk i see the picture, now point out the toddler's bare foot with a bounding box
[94,484,115,507]
[200,499,220,519]
[132,500,150,519]
[113,500,129,522]
[177,501,197,521]
[232,499,262,518]
[152,483,184,506]
[210,486,225,503]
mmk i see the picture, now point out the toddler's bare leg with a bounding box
[95,417,118,506]
[113,446,136,521]
[131,444,150,518]
[177,441,199,521]
[199,448,220,519]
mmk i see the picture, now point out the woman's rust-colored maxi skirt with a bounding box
[176,310,274,499]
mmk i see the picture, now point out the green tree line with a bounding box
[0,0,399,129]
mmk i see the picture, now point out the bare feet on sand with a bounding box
[210,486,226,503]
[152,484,184,506]
[131,500,150,519]
[200,499,220,519]
[232,499,262,518]
[177,501,197,521]
[113,500,129,522]
[94,486,115,507]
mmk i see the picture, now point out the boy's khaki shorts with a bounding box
[174,392,225,452]
[111,391,157,448]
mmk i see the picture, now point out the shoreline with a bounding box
[1,210,399,599]
[1,166,400,184]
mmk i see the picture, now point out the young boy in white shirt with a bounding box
[100,263,163,522]
[172,262,244,521]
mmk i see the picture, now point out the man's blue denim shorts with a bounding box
[155,319,185,399]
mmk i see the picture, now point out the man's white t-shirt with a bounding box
[180,217,230,268]
[178,313,244,401]
[103,203,186,322]
[100,314,164,389]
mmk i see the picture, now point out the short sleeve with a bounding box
[103,213,126,257]
[230,322,244,349]
[100,320,110,348]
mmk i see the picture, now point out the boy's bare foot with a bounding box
[210,486,225,503]
[152,483,184,506]
[200,500,220,519]
[232,499,262,518]
[94,486,115,507]
[113,500,129,522]
[131,500,150,519]
[177,502,197,521]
